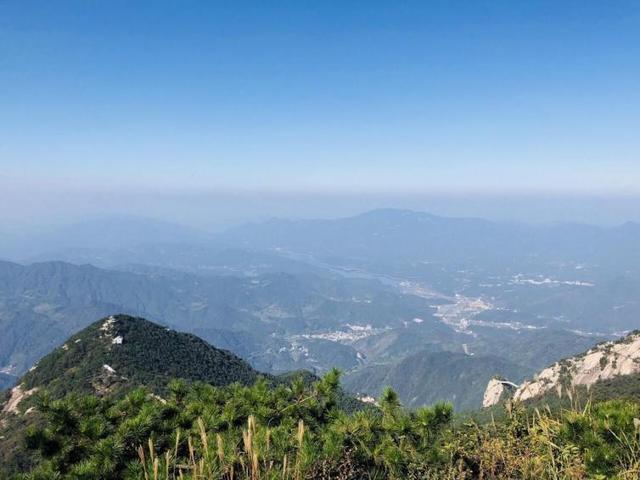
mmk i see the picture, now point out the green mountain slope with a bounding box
[344,350,531,411]
[21,314,262,398]
[0,315,264,473]
[0,260,431,376]
[2,315,640,479]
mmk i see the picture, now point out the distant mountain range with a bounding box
[220,208,640,270]
[5,209,640,272]
[220,210,640,332]
[0,258,432,376]
[2,208,639,409]
[5,209,638,334]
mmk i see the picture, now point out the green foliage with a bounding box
[343,350,533,411]
[21,315,262,398]
[5,315,640,478]
[14,372,452,479]
[9,374,640,479]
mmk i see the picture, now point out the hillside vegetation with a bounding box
[2,317,640,478]
[20,315,261,398]
[5,373,640,479]
[344,350,531,411]
[0,258,605,410]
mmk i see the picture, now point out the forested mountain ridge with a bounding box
[17,314,262,398]
[220,208,640,269]
[344,350,531,411]
[0,315,264,473]
[0,259,427,377]
[3,208,639,411]
[0,255,606,409]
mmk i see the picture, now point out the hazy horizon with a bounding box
[2,1,640,216]
[3,189,640,234]
[2,3,640,234]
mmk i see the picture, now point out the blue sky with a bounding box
[1,1,640,205]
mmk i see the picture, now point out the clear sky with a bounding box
[1,1,640,225]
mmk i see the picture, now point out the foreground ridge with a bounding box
[1,318,640,478]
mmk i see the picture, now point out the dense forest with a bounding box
[4,370,639,479]
[20,315,262,398]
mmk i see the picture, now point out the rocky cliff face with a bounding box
[482,378,518,407]
[1,385,38,415]
[514,332,640,402]
[483,331,640,407]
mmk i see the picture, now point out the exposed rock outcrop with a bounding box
[1,385,38,415]
[482,331,640,407]
[482,377,518,407]
[514,332,640,401]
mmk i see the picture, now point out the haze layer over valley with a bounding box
[2,209,637,409]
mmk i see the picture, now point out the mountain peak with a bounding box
[18,315,262,399]
[351,208,440,222]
